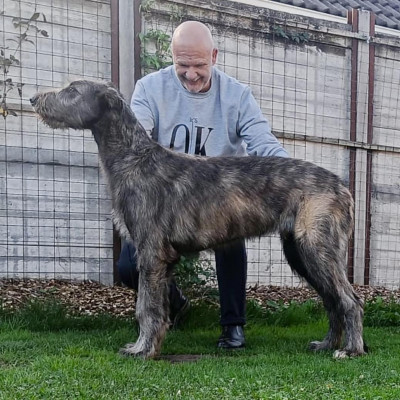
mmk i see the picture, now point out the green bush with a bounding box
[174,254,218,299]
[364,296,400,327]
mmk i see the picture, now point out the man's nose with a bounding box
[185,68,197,80]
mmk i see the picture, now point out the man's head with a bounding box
[171,21,218,93]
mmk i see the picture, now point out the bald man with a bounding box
[171,20,217,93]
[118,20,288,349]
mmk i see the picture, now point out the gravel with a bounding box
[1,279,400,317]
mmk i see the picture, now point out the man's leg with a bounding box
[117,241,190,328]
[117,241,139,289]
[215,239,247,349]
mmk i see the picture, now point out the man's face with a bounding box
[173,45,218,93]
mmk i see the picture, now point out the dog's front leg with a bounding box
[120,257,170,359]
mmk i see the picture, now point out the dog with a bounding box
[31,80,367,359]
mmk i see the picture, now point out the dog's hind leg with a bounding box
[283,231,365,357]
[281,232,344,351]
[281,195,366,358]
[120,254,171,359]
[332,283,366,359]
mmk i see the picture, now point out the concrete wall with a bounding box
[136,0,400,288]
[369,42,400,286]
[0,0,114,284]
[2,0,400,289]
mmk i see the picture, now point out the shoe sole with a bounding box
[217,344,246,350]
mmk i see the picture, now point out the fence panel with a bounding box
[139,0,400,288]
[1,0,400,288]
[0,0,114,284]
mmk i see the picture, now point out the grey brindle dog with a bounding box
[31,80,367,359]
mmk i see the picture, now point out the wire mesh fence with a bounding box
[136,0,400,288]
[1,0,400,288]
[0,0,114,284]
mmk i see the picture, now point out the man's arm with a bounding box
[238,87,289,158]
[130,80,155,137]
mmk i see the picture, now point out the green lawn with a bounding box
[1,300,400,399]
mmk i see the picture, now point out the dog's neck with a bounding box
[91,103,159,174]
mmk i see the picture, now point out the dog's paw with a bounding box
[333,348,366,359]
[333,349,349,359]
[119,341,156,359]
[119,345,146,358]
[308,340,333,352]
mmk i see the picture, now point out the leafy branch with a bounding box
[0,10,49,118]
[138,29,172,73]
[272,25,310,44]
[139,0,185,75]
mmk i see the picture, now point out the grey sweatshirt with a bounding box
[131,65,288,158]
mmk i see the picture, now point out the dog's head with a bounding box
[30,80,124,130]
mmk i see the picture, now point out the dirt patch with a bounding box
[155,354,204,363]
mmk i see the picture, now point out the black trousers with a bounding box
[117,240,247,326]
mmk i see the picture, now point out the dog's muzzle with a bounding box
[30,94,39,106]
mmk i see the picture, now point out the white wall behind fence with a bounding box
[0,0,114,284]
[2,0,400,289]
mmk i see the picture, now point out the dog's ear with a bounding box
[99,85,124,111]
[105,81,117,89]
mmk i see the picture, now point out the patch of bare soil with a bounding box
[1,279,400,317]
[155,354,204,363]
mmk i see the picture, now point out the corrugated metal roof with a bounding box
[272,0,400,30]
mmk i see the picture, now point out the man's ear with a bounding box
[212,48,218,65]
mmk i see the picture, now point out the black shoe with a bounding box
[217,325,245,349]
[169,287,190,329]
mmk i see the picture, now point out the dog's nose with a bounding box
[30,95,38,106]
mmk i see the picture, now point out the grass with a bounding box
[1,298,400,399]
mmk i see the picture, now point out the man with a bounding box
[118,20,288,349]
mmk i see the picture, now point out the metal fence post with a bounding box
[348,8,375,285]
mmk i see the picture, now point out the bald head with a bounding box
[171,21,218,93]
[171,21,214,52]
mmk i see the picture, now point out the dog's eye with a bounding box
[68,86,78,93]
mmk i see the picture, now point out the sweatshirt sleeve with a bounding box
[237,87,289,158]
[130,80,155,136]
